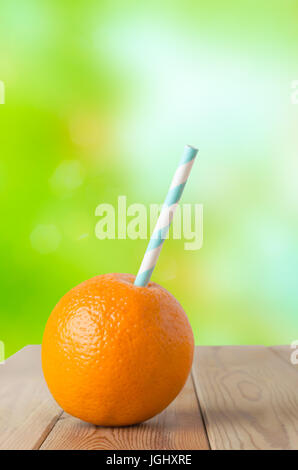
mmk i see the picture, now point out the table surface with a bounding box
[1,345,298,450]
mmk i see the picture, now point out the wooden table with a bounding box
[1,345,297,450]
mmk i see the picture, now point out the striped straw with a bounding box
[134,144,198,287]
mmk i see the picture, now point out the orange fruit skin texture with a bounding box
[42,273,194,426]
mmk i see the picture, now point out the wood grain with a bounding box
[3,345,298,450]
[0,346,62,450]
[40,374,209,450]
[192,346,298,450]
[271,345,298,370]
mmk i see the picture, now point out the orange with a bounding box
[42,273,194,426]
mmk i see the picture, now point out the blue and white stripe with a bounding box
[134,145,198,287]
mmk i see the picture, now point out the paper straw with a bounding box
[134,144,198,287]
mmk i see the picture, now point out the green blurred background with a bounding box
[1,0,298,358]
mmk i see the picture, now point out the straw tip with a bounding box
[180,144,198,164]
[185,144,198,152]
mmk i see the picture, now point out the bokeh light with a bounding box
[0,0,297,357]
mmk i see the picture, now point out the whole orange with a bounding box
[42,273,194,426]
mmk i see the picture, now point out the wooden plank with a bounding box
[271,345,298,369]
[192,346,298,450]
[0,345,62,450]
[41,375,209,450]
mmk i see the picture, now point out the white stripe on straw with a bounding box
[134,144,198,287]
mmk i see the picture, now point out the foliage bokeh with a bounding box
[1,0,298,357]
